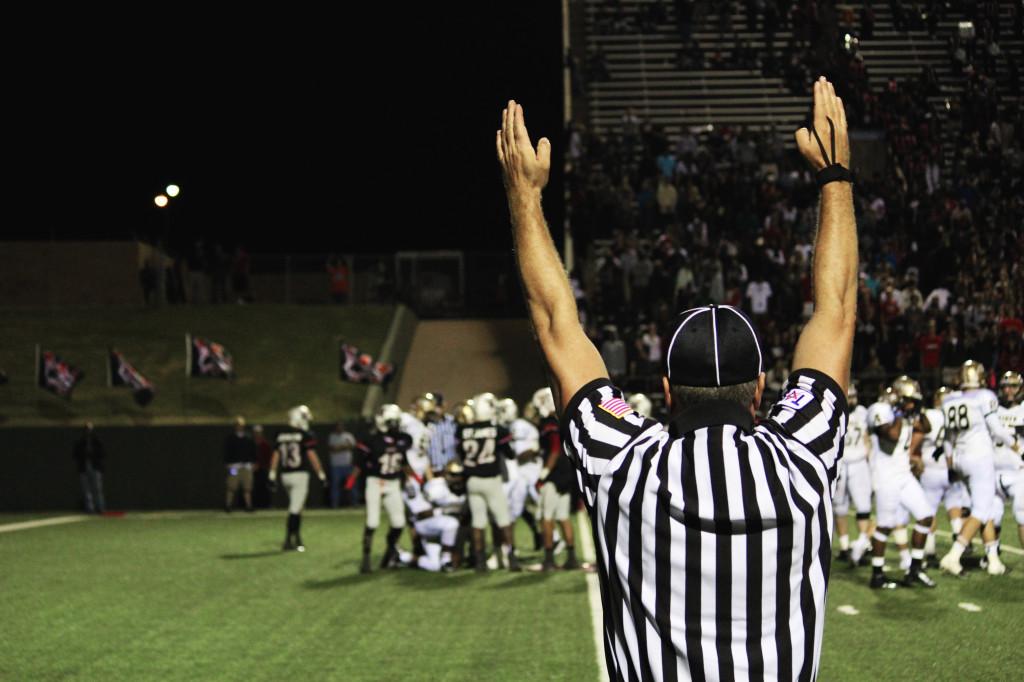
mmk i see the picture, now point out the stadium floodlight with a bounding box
[166,184,180,198]
[154,194,169,208]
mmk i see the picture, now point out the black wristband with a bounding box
[810,116,853,188]
[816,164,854,187]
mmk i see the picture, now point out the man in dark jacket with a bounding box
[73,422,105,513]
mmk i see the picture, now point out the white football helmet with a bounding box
[374,403,402,432]
[473,392,498,424]
[288,405,312,431]
[627,393,652,418]
[496,398,518,426]
[532,387,556,419]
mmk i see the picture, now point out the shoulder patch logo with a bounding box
[779,388,814,411]
[598,396,632,419]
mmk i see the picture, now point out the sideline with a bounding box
[577,511,609,682]
[0,515,91,534]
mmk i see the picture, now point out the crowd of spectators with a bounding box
[568,0,1023,408]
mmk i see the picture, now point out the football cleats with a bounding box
[288,405,312,431]
[998,371,1023,406]
[532,387,556,419]
[959,360,986,389]
[627,393,653,418]
[374,403,402,432]
[496,398,518,426]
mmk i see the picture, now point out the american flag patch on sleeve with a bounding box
[597,396,632,419]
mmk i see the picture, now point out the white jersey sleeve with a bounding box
[510,418,540,456]
[921,408,947,469]
[403,481,432,515]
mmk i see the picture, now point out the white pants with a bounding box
[996,470,1024,525]
[282,472,309,514]
[467,475,510,529]
[957,452,999,523]
[365,477,405,530]
[834,458,872,516]
[920,467,951,516]
[539,482,570,521]
[505,477,528,521]
[416,542,448,572]
[874,470,932,528]
[519,461,542,505]
[413,513,459,547]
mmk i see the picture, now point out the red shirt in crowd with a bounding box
[916,333,943,369]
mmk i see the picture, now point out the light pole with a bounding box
[153,185,180,305]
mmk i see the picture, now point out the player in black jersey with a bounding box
[348,404,417,573]
[458,395,520,572]
[268,405,327,552]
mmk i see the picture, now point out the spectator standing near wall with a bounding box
[72,422,106,514]
[252,425,274,509]
[223,416,255,512]
[328,421,357,508]
[327,256,351,303]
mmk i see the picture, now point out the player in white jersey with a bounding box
[866,377,937,588]
[918,386,969,565]
[402,466,465,571]
[939,361,1021,576]
[400,409,429,477]
[497,398,543,547]
[836,383,874,566]
[993,372,1024,550]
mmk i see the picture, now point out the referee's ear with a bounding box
[752,373,767,413]
[662,376,672,411]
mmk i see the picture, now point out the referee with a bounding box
[497,77,856,681]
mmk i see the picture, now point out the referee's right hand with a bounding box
[795,76,849,170]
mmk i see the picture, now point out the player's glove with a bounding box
[344,474,357,491]
[318,472,328,488]
[268,470,278,493]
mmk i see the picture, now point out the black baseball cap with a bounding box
[665,305,763,387]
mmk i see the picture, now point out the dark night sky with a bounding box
[7,5,563,254]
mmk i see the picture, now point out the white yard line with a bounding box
[934,529,1024,556]
[0,515,91,534]
[578,512,609,682]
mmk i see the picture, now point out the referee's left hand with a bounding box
[496,100,551,196]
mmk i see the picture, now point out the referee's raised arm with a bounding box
[496,101,607,412]
[791,77,858,393]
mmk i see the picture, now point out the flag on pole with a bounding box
[339,342,394,386]
[36,346,84,399]
[187,334,234,379]
[108,349,156,406]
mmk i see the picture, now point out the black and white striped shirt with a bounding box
[561,369,846,682]
[426,414,459,471]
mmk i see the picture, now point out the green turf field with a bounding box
[0,508,1019,681]
[0,305,394,426]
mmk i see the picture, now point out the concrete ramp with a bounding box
[396,319,548,408]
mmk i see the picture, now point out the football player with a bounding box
[497,397,543,547]
[994,371,1024,551]
[458,394,521,572]
[918,387,967,565]
[866,377,936,588]
[348,403,416,573]
[534,387,579,571]
[835,382,874,565]
[402,463,465,571]
[400,401,430,479]
[268,405,327,552]
[939,361,1020,576]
